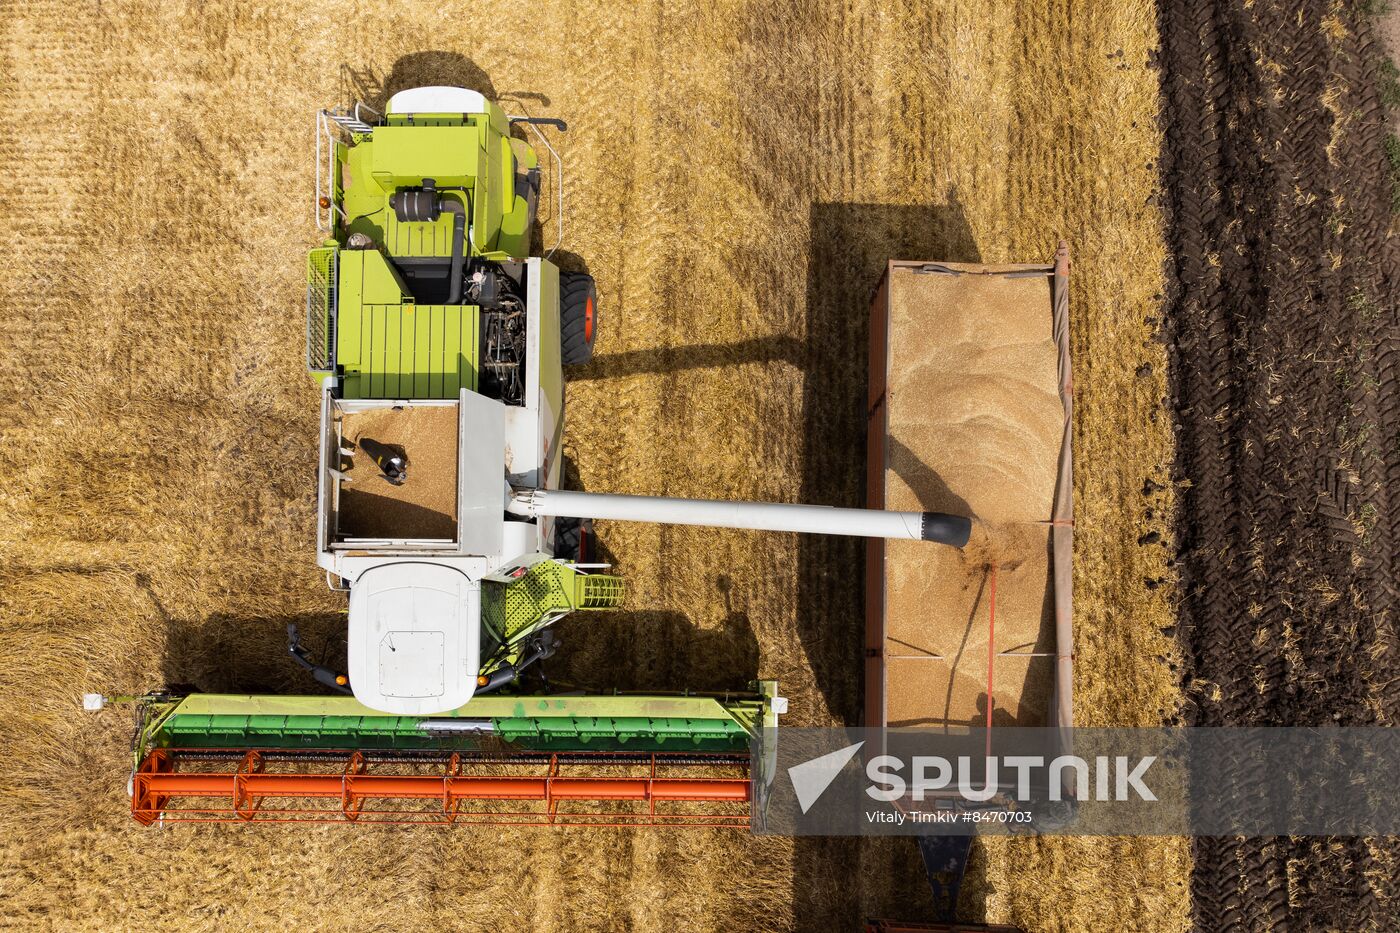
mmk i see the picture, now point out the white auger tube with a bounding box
[507,488,971,547]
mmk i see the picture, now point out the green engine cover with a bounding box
[329,248,480,399]
[309,94,543,396]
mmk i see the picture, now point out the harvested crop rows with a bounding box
[0,1,1182,931]
[1158,0,1400,927]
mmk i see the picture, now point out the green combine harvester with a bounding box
[90,87,970,827]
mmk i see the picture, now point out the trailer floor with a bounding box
[0,3,1182,931]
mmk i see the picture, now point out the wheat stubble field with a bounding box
[0,1,1184,930]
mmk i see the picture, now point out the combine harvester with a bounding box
[89,87,970,827]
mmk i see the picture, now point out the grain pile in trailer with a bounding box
[866,247,1073,733]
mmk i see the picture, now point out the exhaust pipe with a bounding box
[508,488,971,547]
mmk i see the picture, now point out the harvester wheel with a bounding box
[552,516,595,562]
[559,272,597,365]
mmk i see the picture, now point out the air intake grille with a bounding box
[579,575,625,609]
[481,562,625,641]
[306,246,338,372]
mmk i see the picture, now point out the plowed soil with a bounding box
[0,2,1183,931]
[1158,0,1400,928]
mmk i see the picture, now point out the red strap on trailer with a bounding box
[985,564,999,756]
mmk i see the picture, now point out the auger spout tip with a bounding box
[921,512,973,548]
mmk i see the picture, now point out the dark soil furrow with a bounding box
[1161,0,1244,732]
[1336,7,1400,726]
[1159,0,1400,926]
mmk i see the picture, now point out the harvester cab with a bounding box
[96,87,972,827]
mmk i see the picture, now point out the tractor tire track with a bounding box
[1159,0,1400,927]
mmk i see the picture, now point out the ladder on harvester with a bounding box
[326,111,374,134]
[314,104,379,230]
[481,560,624,644]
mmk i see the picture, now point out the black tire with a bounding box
[551,516,594,561]
[560,271,597,365]
[553,517,580,560]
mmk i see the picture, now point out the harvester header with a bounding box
[119,688,780,827]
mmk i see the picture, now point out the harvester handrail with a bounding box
[314,109,335,231]
[509,115,564,259]
[314,107,366,231]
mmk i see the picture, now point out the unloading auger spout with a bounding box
[506,488,973,548]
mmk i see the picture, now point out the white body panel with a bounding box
[387,86,488,116]
[501,519,538,558]
[316,262,566,714]
[347,563,481,714]
[503,259,549,483]
[458,391,506,557]
[501,258,562,555]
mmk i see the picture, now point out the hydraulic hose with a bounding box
[286,624,351,694]
[474,632,559,695]
[438,198,466,305]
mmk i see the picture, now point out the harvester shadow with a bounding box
[556,453,618,569]
[569,336,806,382]
[549,249,590,276]
[545,607,760,694]
[162,611,347,696]
[565,199,981,722]
[548,459,758,691]
[341,52,499,114]
[798,199,981,728]
[791,200,986,931]
[887,437,975,520]
[558,199,987,923]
